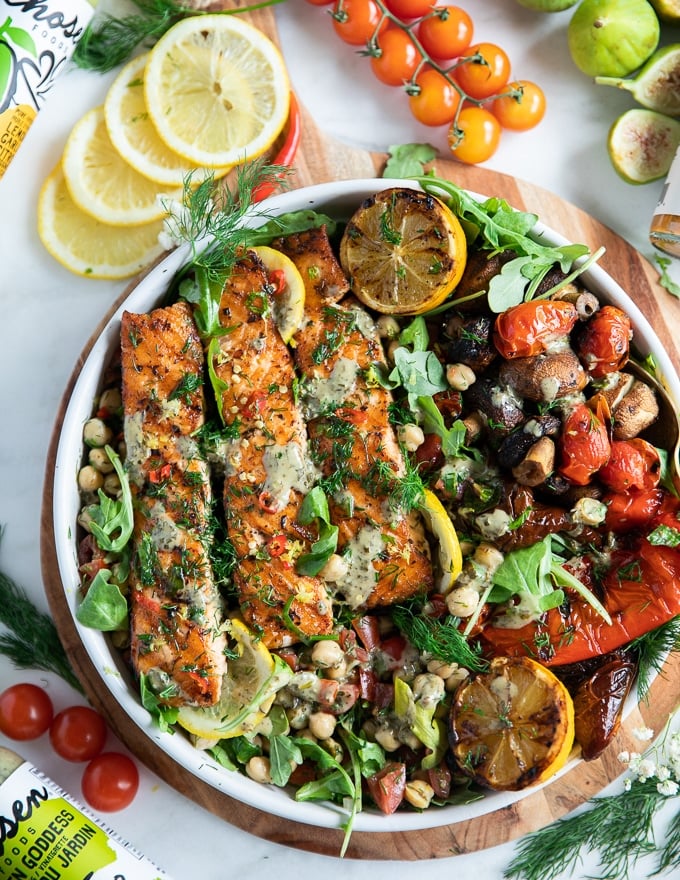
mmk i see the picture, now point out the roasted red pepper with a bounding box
[493,300,578,359]
[576,305,632,377]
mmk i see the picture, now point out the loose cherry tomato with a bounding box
[598,438,661,493]
[370,27,420,86]
[385,0,434,18]
[81,752,139,812]
[417,6,473,60]
[575,305,632,377]
[409,68,461,126]
[366,762,406,814]
[455,42,511,100]
[332,0,387,46]
[490,80,546,131]
[0,684,53,741]
[448,106,501,164]
[558,401,611,486]
[49,705,108,762]
[493,300,578,359]
[604,487,665,533]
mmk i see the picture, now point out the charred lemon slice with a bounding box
[449,656,575,791]
[339,187,467,315]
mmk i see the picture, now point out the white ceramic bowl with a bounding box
[51,178,680,834]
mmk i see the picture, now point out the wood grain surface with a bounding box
[40,2,680,860]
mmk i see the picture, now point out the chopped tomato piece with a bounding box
[366,762,406,814]
[352,615,381,651]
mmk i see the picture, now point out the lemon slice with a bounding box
[144,15,290,168]
[62,106,182,226]
[105,52,231,187]
[176,619,292,741]
[37,164,168,280]
[251,245,305,344]
[449,656,576,791]
[339,187,468,315]
[417,488,463,593]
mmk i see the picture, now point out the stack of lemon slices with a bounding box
[38,15,291,280]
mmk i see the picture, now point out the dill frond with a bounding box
[629,615,680,702]
[391,605,487,673]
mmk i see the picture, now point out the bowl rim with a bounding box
[51,177,680,835]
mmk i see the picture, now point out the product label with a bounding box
[0,104,35,174]
[0,763,172,880]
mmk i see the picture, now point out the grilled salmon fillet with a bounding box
[121,302,227,707]
[209,253,334,647]
[273,228,434,609]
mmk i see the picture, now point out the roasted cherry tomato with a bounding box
[384,0,434,17]
[0,684,54,741]
[575,305,632,377]
[448,106,501,165]
[416,6,473,59]
[332,0,387,45]
[559,400,611,486]
[598,438,661,493]
[408,68,461,126]
[366,761,407,814]
[604,487,666,533]
[455,42,511,100]
[370,27,420,86]
[572,653,637,761]
[49,705,108,762]
[490,80,546,131]
[81,752,139,812]
[493,300,578,359]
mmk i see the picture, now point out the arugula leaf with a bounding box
[241,210,338,247]
[655,255,680,299]
[75,570,129,631]
[87,446,134,553]
[398,315,429,352]
[296,487,339,576]
[269,735,303,786]
[389,348,449,408]
[383,143,437,178]
[417,396,468,458]
[139,674,179,734]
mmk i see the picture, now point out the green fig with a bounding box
[595,45,680,117]
[607,108,680,184]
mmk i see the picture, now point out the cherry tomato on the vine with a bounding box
[49,705,108,762]
[332,0,387,46]
[417,6,473,60]
[448,106,501,164]
[455,42,511,100]
[409,68,461,126]
[385,0,435,19]
[490,80,546,131]
[370,26,419,85]
[81,752,139,812]
[0,683,53,741]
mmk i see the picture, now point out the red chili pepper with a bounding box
[252,92,302,203]
[242,390,268,420]
[258,491,278,514]
[493,300,578,359]
[267,269,287,296]
[336,406,368,425]
[558,400,611,486]
[266,534,287,557]
[576,305,632,377]
[148,463,172,483]
[598,438,660,493]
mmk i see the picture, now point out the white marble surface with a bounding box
[1,1,679,877]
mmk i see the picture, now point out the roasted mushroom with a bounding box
[464,378,524,435]
[499,350,588,403]
[443,314,497,372]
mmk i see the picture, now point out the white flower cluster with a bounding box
[618,724,680,798]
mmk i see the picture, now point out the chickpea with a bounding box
[397,423,425,452]
[320,738,344,762]
[295,727,317,744]
[446,586,480,618]
[374,727,401,752]
[404,779,435,810]
[78,465,104,493]
[325,658,348,681]
[412,673,445,708]
[445,667,470,692]
[88,446,115,474]
[319,553,348,583]
[311,639,344,670]
[426,659,458,680]
[473,542,504,574]
[286,702,312,730]
[308,711,337,741]
[98,387,122,413]
[103,473,122,496]
[83,418,113,449]
[376,315,401,340]
[387,340,402,362]
[245,756,272,784]
[446,362,476,391]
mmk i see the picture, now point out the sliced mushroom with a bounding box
[612,380,660,440]
[499,350,588,403]
[596,371,635,412]
[496,414,561,470]
[512,436,556,487]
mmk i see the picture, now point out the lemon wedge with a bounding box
[251,245,306,344]
[417,488,463,593]
[143,15,290,169]
[62,106,182,226]
[339,187,467,315]
[104,52,231,187]
[37,164,167,280]
[176,619,292,741]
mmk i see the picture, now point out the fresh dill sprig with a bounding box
[629,615,680,703]
[391,604,487,673]
[0,558,83,694]
[72,0,287,73]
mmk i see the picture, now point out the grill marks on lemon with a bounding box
[339,188,467,315]
[449,656,575,791]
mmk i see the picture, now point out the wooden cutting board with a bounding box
[40,1,680,861]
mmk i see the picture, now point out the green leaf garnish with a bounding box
[383,143,437,178]
[75,570,128,631]
[87,446,133,554]
[296,486,339,577]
